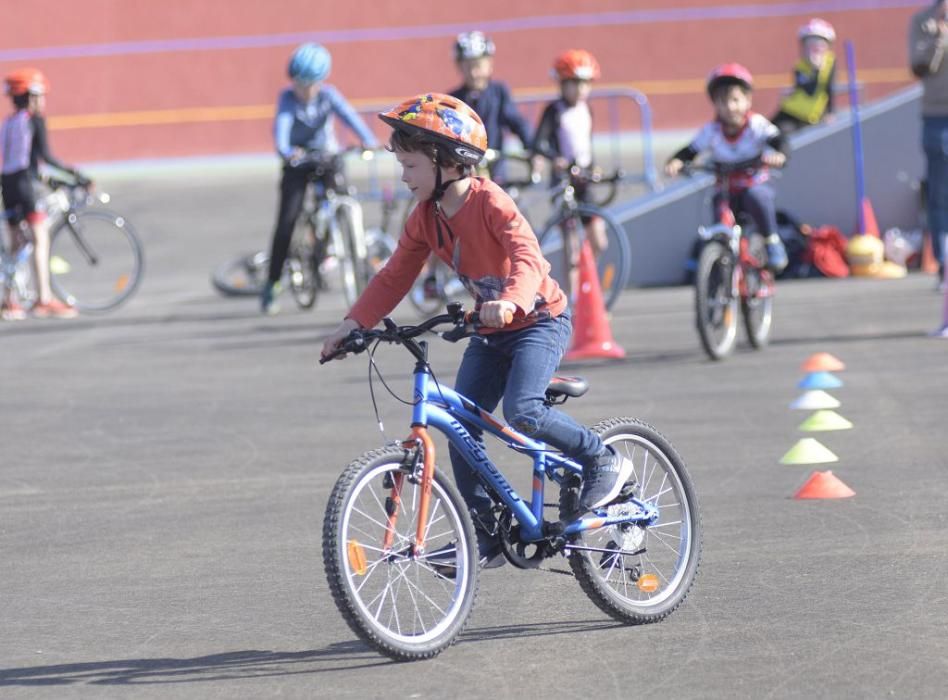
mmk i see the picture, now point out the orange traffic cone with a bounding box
[921,230,939,275]
[793,470,855,499]
[860,198,880,238]
[801,352,846,373]
[565,240,626,361]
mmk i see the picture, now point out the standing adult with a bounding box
[910,0,948,286]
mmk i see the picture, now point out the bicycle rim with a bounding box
[323,447,478,660]
[562,418,701,623]
[538,205,631,310]
[694,241,738,360]
[336,208,369,308]
[211,251,268,297]
[50,210,144,312]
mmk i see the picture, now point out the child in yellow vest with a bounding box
[772,18,837,134]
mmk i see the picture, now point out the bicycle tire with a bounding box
[288,215,319,310]
[323,446,479,661]
[537,204,631,311]
[335,205,371,308]
[211,251,269,297]
[408,259,454,316]
[694,240,739,360]
[741,233,775,350]
[49,209,144,313]
[559,418,701,624]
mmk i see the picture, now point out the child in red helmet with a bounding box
[666,63,791,272]
[532,49,609,293]
[772,18,838,134]
[1,68,88,319]
[321,93,633,570]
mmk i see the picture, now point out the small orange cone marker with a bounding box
[801,352,846,373]
[793,471,855,499]
[565,240,626,361]
[779,438,839,465]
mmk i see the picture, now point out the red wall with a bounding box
[0,0,920,163]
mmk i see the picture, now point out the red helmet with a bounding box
[798,18,836,43]
[5,68,48,97]
[553,49,600,81]
[706,63,753,97]
[379,93,487,166]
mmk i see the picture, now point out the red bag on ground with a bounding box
[802,226,850,278]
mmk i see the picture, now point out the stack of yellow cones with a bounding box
[782,352,855,498]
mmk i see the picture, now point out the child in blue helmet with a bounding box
[262,42,379,315]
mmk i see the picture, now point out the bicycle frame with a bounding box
[399,342,658,551]
[698,196,772,301]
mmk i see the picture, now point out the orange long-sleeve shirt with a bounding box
[347,177,567,332]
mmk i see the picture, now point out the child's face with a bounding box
[292,80,321,103]
[561,79,591,106]
[28,93,45,115]
[396,148,438,201]
[712,85,751,129]
[457,56,493,91]
[802,37,831,67]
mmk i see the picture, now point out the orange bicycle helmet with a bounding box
[706,63,753,97]
[553,49,600,81]
[5,67,48,97]
[379,93,487,166]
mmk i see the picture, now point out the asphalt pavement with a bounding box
[1,163,947,699]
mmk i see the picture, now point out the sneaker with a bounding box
[579,446,636,512]
[31,299,78,319]
[0,299,27,321]
[929,324,948,339]
[260,281,281,315]
[765,234,788,274]
[426,534,505,580]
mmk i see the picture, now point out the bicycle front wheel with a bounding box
[323,446,479,661]
[50,210,144,313]
[335,206,371,308]
[288,215,319,309]
[694,240,739,360]
[537,205,631,310]
[560,418,701,624]
[211,251,269,297]
[741,233,775,349]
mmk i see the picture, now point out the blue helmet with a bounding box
[288,43,331,83]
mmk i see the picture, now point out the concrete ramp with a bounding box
[614,85,924,286]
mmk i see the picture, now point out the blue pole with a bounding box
[845,39,866,234]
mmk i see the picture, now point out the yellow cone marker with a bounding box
[779,438,839,465]
[798,410,853,432]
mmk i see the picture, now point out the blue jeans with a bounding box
[448,312,605,517]
[923,116,948,268]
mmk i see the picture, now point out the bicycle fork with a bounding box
[379,427,437,556]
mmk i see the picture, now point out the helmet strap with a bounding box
[432,164,464,248]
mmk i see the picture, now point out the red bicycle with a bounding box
[690,161,775,360]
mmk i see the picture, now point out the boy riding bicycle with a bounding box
[320,93,633,567]
[665,63,790,272]
[1,68,89,320]
[262,43,378,315]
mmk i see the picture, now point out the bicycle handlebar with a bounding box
[287,145,377,171]
[319,303,513,364]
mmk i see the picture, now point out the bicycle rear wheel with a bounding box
[694,240,738,360]
[211,251,269,297]
[741,233,775,349]
[323,446,479,661]
[560,418,701,624]
[49,209,144,313]
[537,205,631,310]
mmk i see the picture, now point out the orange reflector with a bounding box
[637,573,659,593]
[601,264,615,291]
[114,274,129,293]
[723,307,733,326]
[347,539,367,576]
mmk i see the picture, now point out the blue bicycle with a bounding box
[321,304,701,660]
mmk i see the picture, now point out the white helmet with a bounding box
[454,31,496,61]
[798,18,836,43]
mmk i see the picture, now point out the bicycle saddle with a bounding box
[546,375,589,399]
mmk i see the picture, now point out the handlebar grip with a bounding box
[464,309,514,326]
